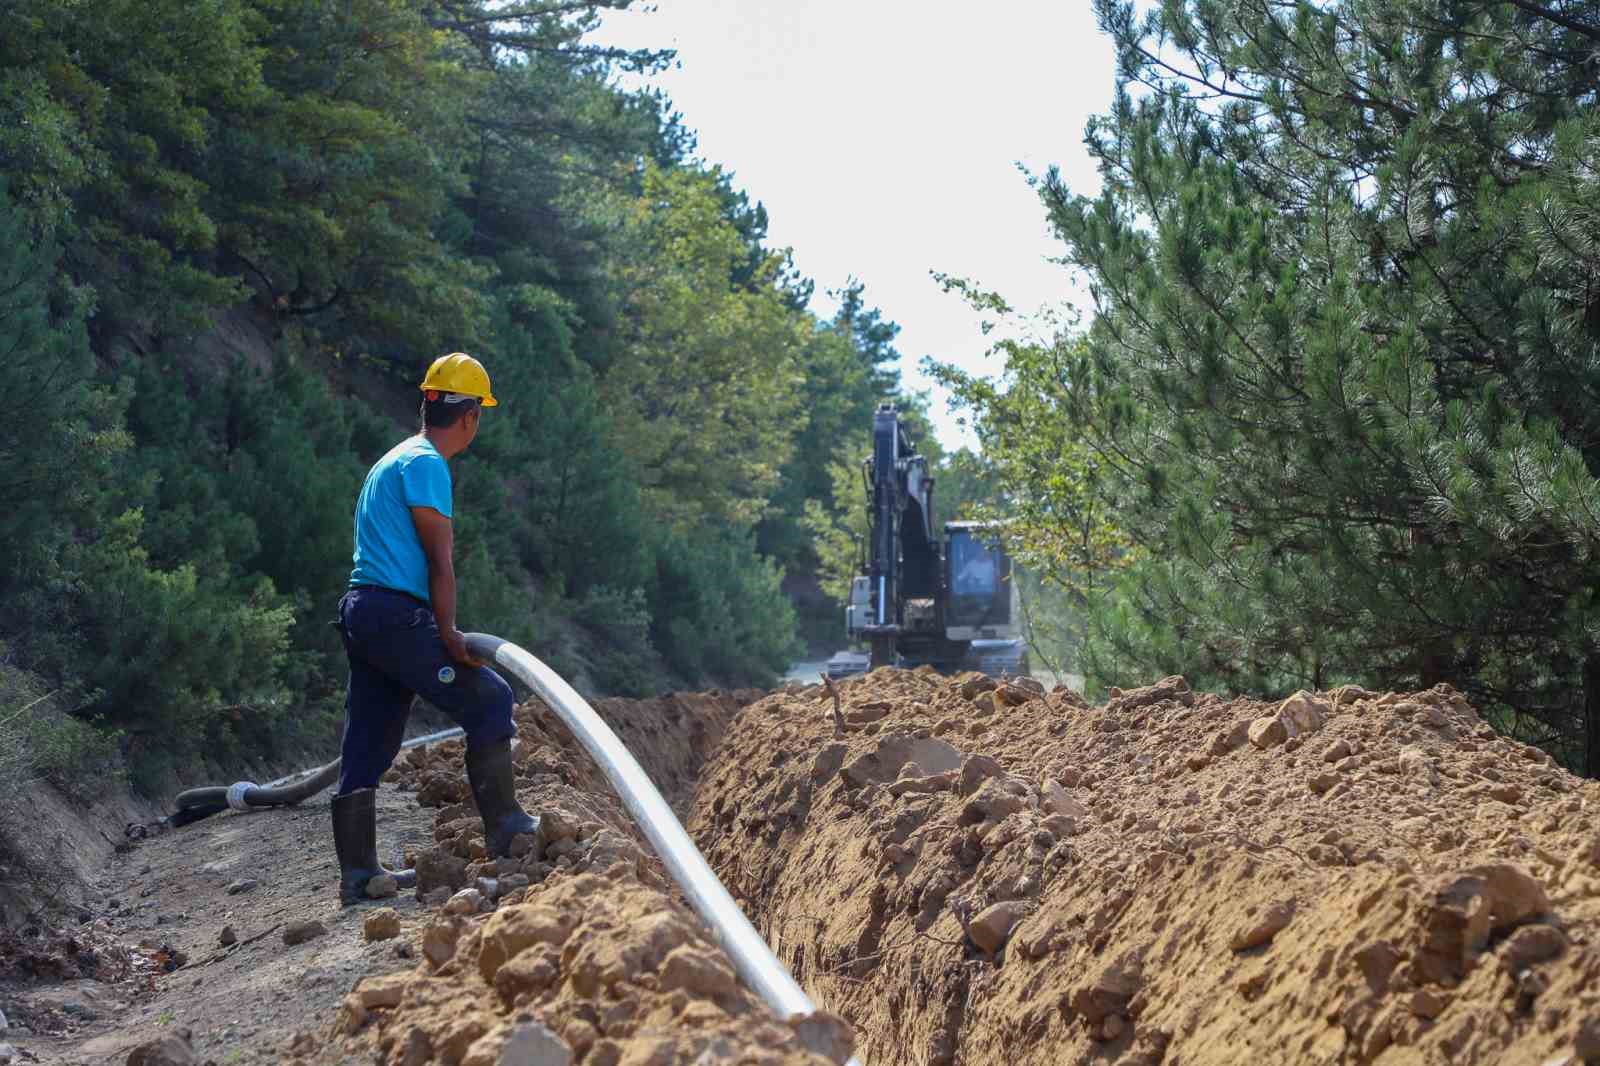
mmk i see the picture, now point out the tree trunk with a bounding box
[1585,652,1600,778]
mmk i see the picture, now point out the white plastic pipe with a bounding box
[465,633,861,1066]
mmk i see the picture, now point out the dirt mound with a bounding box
[315,686,858,1065]
[326,873,849,1066]
[690,668,1600,1065]
[385,690,758,901]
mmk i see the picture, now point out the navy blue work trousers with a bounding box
[335,585,515,795]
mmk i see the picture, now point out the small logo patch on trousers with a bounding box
[437,666,456,685]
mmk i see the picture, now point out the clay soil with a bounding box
[11,670,1600,1066]
[691,670,1600,1065]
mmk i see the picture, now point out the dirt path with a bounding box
[5,785,433,1064]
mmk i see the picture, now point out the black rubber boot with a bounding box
[331,789,417,905]
[465,739,546,859]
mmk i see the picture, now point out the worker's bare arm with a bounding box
[411,505,480,667]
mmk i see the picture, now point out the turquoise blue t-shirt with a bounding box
[349,436,453,603]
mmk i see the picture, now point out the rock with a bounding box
[1102,1014,1125,1041]
[1039,779,1088,819]
[1185,752,1211,771]
[1500,924,1567,973]
[1409,987,1447,1019]
[444,888,484,916]
[1415,864,1550,984]
[415,847,470,896]
[283,920,327,946]
[478,905,579,982]
[493,946,560,1004]
[363,907,402,942]
[476,877,500,901]
[423,916,469,969]
[125,1031,200,1066]
[365,873,399,899]
[962,776,1032,824]
[1248,716,1288,749]
[968,900,1030,954]
[1308,772,1340,795]
[495,1020,573,1066]
[1209,720,1253,755]
[224,878,258,896]
[1489,783,1524,805]
[1230,901,1294,951]
[352,973,408,1010]
[811,743,848,782]
[1322,739,1352,763]
[788,1010,855,1066]
[658,945,738,998]
[1278,691,1328,736]
[218,925,237,947]
[0,1045,13,1066]
[960,675,998,701]
[1576,1016,1600,1060]
[959,754,1004,796]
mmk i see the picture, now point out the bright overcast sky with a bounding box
[594,1,1118,450]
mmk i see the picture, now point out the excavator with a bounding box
[825,403,1028,680]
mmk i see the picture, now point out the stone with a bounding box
[493,947,560,1004]
[1039,779,1088,819]
[283,920,327,946]
[415,847,470,896]
[1248,716,1288,749]
[365,873,399,900]
[960,675,998,701]
[0,1045,13,1066]
[423,916,469,969]
[444,888,484,916]
[958,754,1005,796]
[352,973,408,1010]
[962,776,1032,825]
[496,1020,573,1066]
[1308,772,1340,795]
[968,900,1030,954]
[125,1031,200,1066]
[1415,864,1550,984]
[1575,1016,1600,1060]
[1278,691,1328,736]
[478,905,579,982]
[1500,924,1567,973]
[788,1011,855,1065]
[1185,752,1211,771]
[1209,720,1252,755]
[658,945,738,999]
[363,907,402,942]
[1102,1014,1125,1041]
[224,878,258,896]
[1322,739,1352,763]
[218,925,237,947]
[1230,901,1294,951]
[1489,783,1524,805]
[1409,988,1447,1019]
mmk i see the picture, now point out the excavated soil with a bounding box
[24,670,1600,1066]
[691,669,1600,1065]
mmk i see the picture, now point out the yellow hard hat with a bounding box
[419,352,498,407]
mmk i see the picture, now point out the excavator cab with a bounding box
[944,524,1015,637]
[944,523,1028,676]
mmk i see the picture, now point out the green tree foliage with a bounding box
[0,1,898,787]
[604,164,808,528]
[960,0,1600,766]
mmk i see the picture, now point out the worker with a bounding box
[330,352,545,905]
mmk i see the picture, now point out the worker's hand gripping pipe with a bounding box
[462,633,862,1066]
